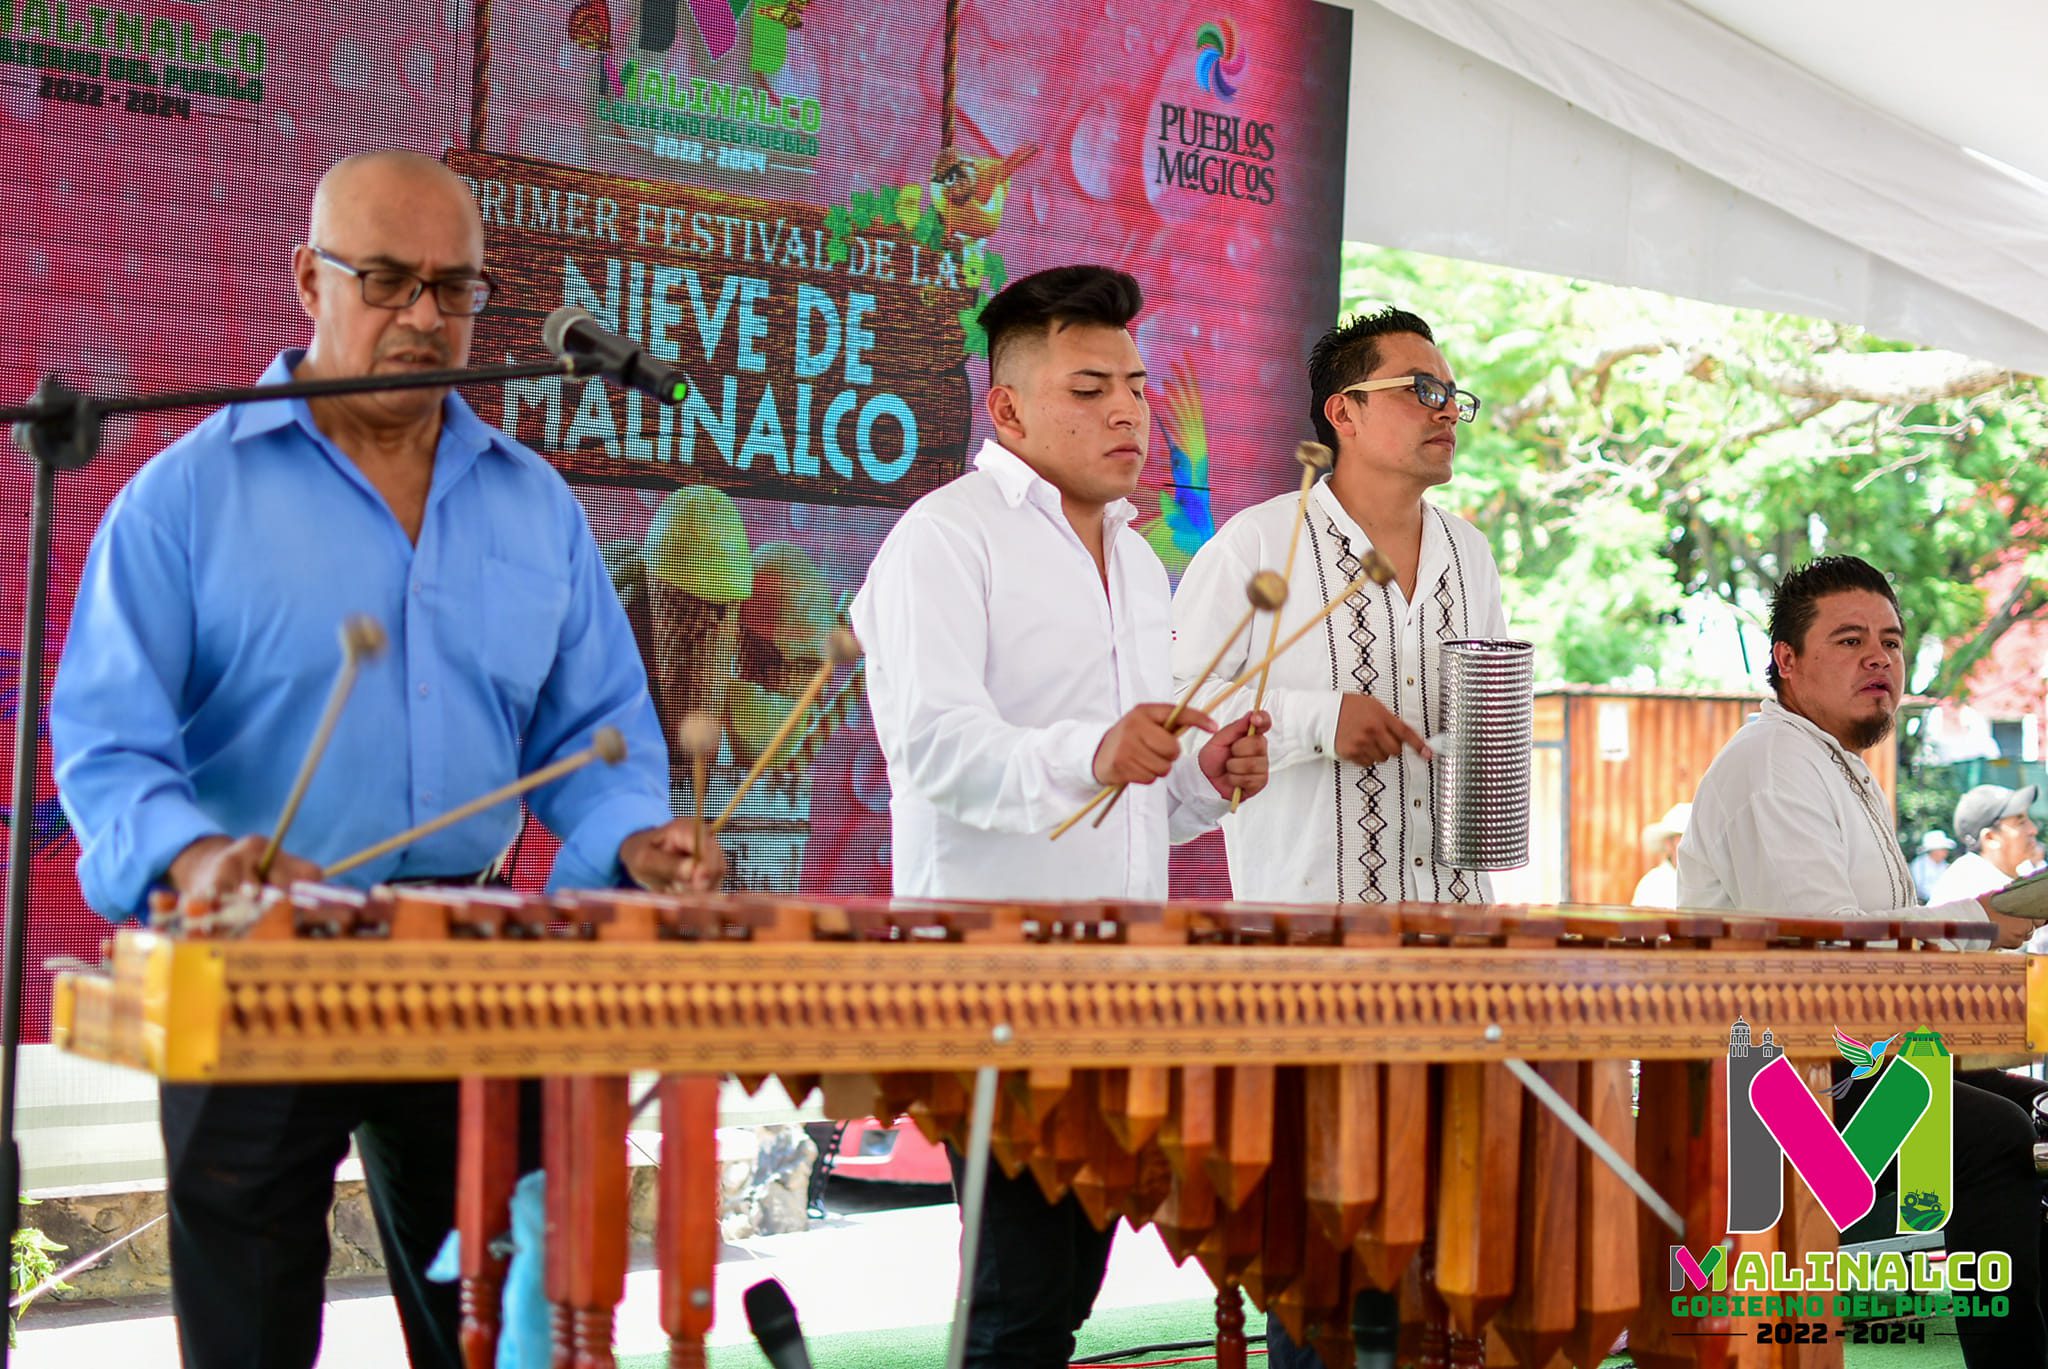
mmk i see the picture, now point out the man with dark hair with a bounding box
[1304,305,1437,450]
[1678,554,2034,927]
[1173,306,1507,906]
[1173,306,1506,1369]
[1760,552,1901,704]
[1678,553,2048,1369]
[1931,784,2043,905]
[850,263,1271,1368]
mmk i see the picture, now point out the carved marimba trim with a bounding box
[107,942,2029,1082]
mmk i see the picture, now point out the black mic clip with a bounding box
[541,305,692,406]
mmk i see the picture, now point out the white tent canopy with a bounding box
[1330,0,2048,375]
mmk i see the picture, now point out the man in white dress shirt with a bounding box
[1171,307,1507,1369]
[1678,555,2048,1369]
[1931,785,2042,904]
[850,264,1270,1369]
[1630,803,1691,907]
[1932,786,2048,955]
[1172,307,1508,908]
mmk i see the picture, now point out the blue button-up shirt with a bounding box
[52,350,673,920]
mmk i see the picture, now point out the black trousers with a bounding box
[1922,1067,2048,1369]
[1266,1067,2048,1369]
[159,1081,467,1369]
[948,1147,1117,1369]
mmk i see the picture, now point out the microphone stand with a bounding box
[0,354,590,1368]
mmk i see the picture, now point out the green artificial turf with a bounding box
[636,1301,1963,1369]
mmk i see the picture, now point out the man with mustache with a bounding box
[1931,784,2045,904]
[1172,308,1507,906]
[1170,307,1507,1369]
[51,150,723,1369]
[1678,554,2048,1369]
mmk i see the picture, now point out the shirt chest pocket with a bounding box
[475,554,571,713]
[1125,591,1174,693]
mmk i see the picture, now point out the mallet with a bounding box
[1086,571,1290,830]
[1052,571,1283,841]
[708,627,862,837]
[322,726,627,879]
[1233,441,1331,813]
[679,711,722,863]
[1047,553,1395,840]
[256,615,387,882]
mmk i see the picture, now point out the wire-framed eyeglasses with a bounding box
[1342,373,1480,423]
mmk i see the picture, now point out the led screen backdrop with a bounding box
[1,0,1350,1035]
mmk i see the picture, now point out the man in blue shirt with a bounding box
[51,149,723,1369]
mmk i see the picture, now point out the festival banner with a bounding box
[0,0,1351,1035]
[453,149,976,508]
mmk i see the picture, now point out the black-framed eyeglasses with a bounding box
[307,245,495,317]
[1343,373,1481,423]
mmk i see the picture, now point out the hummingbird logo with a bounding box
[1194,21,1245,101]
[1826,1026,1901,1098]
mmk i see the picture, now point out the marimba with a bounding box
[51,888,2039,1369]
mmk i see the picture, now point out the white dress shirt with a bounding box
[1676,698,1985,924]
[849,439,1228,900]
[1171,481,1508,903]
[1921,850,2046,951]
[1928,850,2010,905]
[1631,861,1680,908]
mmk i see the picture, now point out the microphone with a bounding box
[541,306,692,405]
[743,1277,815,1369]
[1351,1288,1397,1369]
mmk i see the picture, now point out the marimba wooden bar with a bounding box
[51,888,2036,1369]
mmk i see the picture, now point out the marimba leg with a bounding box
[458,1077,520,1369]
[543,1075,631,1369]
[658,1074,721,1369]
[1215,1279,1247,1369]
[1417,1239,1451,1369]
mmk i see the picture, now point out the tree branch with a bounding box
[1743,351,2013,406]
[1926,578,2048,698]
[1497,336,2015,433]
[1723,397,1835,448]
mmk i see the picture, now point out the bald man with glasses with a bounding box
[51,149,722,1369]
[304,243,498,319]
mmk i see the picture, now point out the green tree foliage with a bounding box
[1340,245,2048,698]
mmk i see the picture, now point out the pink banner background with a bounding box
[0,0,1349,1037]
